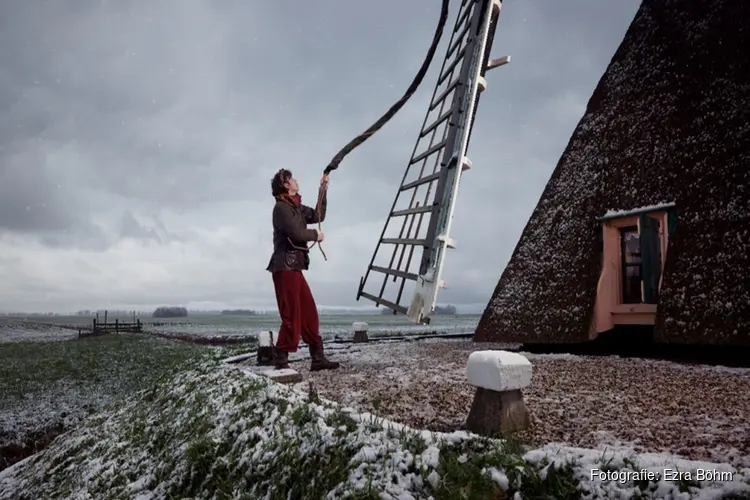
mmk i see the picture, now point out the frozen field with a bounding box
[0,313,480,344]
[0,320,80,343]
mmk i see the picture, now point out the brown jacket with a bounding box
[266,192,327,272]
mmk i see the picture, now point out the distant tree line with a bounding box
[152,306,188,318]
[220,309,258,316]
[434,305,457,315]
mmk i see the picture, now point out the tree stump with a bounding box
[465,350,533,436]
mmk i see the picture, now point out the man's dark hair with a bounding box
[271,169,292,197]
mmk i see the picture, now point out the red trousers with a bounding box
[272,270,322,352]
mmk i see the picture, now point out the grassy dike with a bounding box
[1,342,749,499]
[0,334,205,472]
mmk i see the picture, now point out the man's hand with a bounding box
[316,229,325,242]
[320,174,329,188]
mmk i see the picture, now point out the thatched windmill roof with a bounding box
[474,0,750,346]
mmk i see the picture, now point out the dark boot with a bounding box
[309,343,340,371]
[273,347,290,370]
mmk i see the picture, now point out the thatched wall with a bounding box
[474,0,750,346]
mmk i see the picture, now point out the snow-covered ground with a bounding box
[0,315,479,345]
[144,314,480,341]
[2,333,749,498]
[0,333,203,471]
[0,320,79,343]
[1,350,748,499]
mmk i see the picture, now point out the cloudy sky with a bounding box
[0,0,640,314]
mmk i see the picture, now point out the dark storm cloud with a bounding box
[0,0,640,312]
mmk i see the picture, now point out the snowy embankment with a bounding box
[0,334,203,472]
[1,352,748,499]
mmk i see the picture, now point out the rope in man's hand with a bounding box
[310,0,450,262]
[309,174,329,261]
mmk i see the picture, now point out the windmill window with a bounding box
[592,203,676,335]
[620,226,643,304]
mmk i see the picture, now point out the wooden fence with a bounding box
[78,311,143,338]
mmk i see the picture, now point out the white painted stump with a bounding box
[465,350,532,436]
[256,331,275,366]
[352,321,369,343]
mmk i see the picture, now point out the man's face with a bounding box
[284,176,299,194]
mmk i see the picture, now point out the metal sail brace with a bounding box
[356,0,510,324]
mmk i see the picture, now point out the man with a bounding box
[266,168,340,371]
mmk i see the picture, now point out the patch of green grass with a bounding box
[433,437,580,500]
[207,341,259,361]
[0,333,205,459]
[399,428,429,457]
[0,334,203,401]
[326,408,358,438]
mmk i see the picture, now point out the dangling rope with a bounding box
[310,0,451,260]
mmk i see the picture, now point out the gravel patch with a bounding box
[284,339,750,469]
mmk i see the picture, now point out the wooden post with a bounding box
[104,310,108,327]
[93,318,97,333]
[115,318,119,333]
[257,331,274,366]
[352,322,369,343]
[465,351,533,436]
